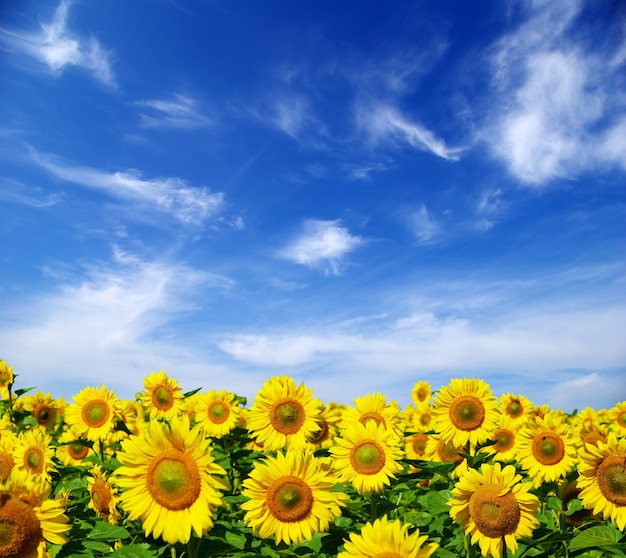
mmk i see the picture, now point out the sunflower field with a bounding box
[1,358,625,558]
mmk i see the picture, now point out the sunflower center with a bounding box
[208,402,230,424]
[438,440,463,463]
[266,476,313,522]
[506,401,523,419]
[25,448,44,474]
[376,554,403,558]
[597,456,626,506]
[469,483,521,539]
[350,440,386,475]
[270,399,305,435]
[0,453,14,483]
[33,404,55,426]
[309,419,329,444]
[146,449,201,511]
[359,411,386,427]
[412,434,428,455]
[152,386,174,411]
[419,413,432,427]
[493,429,515,453]
[532,433,565,466]
[617,412,626,428]
[0,496,42,558]
[416,388,428,402]
[82,399,110,428]
[91,478,113,516]
[449,396,485,431]
[69,443,90,460]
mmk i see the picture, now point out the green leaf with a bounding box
[224,529,247,549]
[569,525,623,551]
[109,544,159,558]
[86,521,131,541]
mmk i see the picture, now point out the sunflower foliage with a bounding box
[0,359,625,558]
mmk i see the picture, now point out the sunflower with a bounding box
[341,393,404,437]
[12,429,56,486]
[141,370,185,421]
[0,359,13,390]
[64,385,120,442]
[329,420,403,495]
[308,403,342,449]
[56,430,93,466]
[88,464,121,525]
[577,432,626,530]
[411,380,432,408]
[516,413,578,487]
[0,435,16,483]
[18,392,62,432]
[608,401,626,437]
[241,449,348,545]
[0,468,69,558]
[481,415,520,463]
[423,434,469,478]
[405,432,430,460]
[114,415,227,544]
[499,393,532,425]
[449,462,540,558]
[339,514,438,558]
[431,378,500,448]
[247,375,323,452]
[193,389,240,438]
[558,478,594,526]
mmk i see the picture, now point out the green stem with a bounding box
[502,537,508,558]
[370,492,378,522]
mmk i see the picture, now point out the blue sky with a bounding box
[1,0,625,413]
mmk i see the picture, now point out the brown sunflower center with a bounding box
[82,399,110,428]
[309,419,329,444]
[437,440,463,463]
[411,433,428,456]
[469,483,521,538]
[0,372,10,386]
[0,496,42,558]
[152,385,174,411]
[532,432,565,466]
[416,387,428,402]
[597,456,626,506]
[359,411,386,427]
[419,412,432,427]
[493,429,515,453]
[506,400,523,419]
[33,404,55,427]
[449,396,485,431]
[376,554,403,558]
[350,440,386,475]
[91,478,113,516]
[146,449,201,510]
[617,412,626,428]
[68,442,90,461]
[24,448,44,474]
[0,452,14,484]
[208,401,230,424]
[270,398,305,435]
[266,476,313,522]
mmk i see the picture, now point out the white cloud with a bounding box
[278,219,364,274]
[406,204,440,244]
[136,94,211,129]
[486,1,626,184]
[0,1,115,86]
[356,102,463,160]
[30,150,224,227]
[0,178,63,208]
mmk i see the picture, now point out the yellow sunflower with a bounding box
[339,514,438,558]
[423,434,469,478]
[431,378,500,448]
[193,389,240,438]
[329,420,403,495]
[499,393,532,425]
[247,375,323,452]
[0,359,13,390]
[56,430,93,466]
[608,401,626,437]
[481,415,520,463]
[516,413,578,487]
[88,464,121,525]
[341,393,404,437]
[114,415,227,544]
[449,462,540,558]
[308,403,342,449]
[558,478,594,526]
[0,468,69,558]
[577,432,626,530]
[405,432,430,460]
[18,392,63,432]
[411,380,432,408]
[64,385,120,442]
[241,449,348,545]
[141,370,185,420]
[0,434,16,483]
[12,429,56,486]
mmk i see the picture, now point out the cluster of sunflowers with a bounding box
[0,358,625,558]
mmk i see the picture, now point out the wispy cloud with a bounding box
[405,204,441,244]
[474,189,506,231]
[0,1,115,86]
[0,178,63,208]
[30,149,224,227]
[485,1,626,184]
[136,94,211,129]
[356,102,463,160]
[278,219,364,274]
